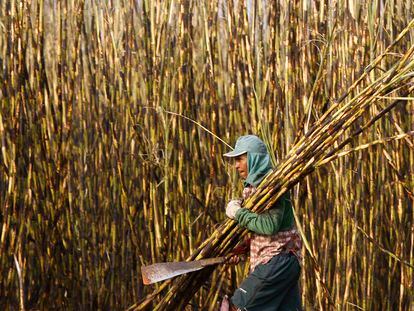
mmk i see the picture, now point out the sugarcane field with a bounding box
[1,0,414,310]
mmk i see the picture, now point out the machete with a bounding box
[141,257,226,285]
[141,240,250,285]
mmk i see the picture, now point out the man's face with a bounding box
[234,154,248,179]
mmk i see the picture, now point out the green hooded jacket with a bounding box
[226,135,294,235]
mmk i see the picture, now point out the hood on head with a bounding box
[223,135,273,187]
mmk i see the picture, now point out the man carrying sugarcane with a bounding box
[221,135,302,311]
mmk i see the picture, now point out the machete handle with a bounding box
[200,257,226,267]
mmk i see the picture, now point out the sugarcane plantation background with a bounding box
[1,0,413,310]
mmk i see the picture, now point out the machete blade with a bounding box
[141,257,225,285]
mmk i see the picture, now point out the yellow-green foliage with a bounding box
[0,1,412,310]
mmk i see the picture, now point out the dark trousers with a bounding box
[230,252,302,311]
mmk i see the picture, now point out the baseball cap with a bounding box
[223,135,268,157]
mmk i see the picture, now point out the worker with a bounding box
[221,135,302,311]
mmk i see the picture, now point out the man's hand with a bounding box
[226,199,242,219]
[225,254,241,265]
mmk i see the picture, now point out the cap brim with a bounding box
[223,150,247,157]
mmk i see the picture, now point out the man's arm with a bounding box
[225,193,292,235]
[235,205,285,235]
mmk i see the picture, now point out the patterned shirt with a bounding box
[242,186,302,272]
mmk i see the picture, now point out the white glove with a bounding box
[226,199,242,219]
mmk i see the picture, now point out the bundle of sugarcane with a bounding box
[130,19,414,311]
